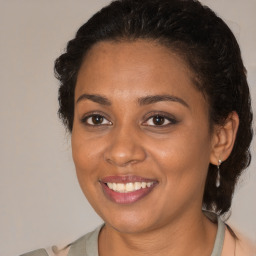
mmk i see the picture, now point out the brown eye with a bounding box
[83,114,112,126]
[143,113,177,127]
[91,115,104,125]
[152,115,165,125]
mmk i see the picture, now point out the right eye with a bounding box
[82,114,112,126]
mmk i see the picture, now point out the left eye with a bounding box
[144,115,174,126]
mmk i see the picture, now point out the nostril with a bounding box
[103,135,147,166]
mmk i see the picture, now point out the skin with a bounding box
[71,40,239,256]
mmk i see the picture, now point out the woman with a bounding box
[22,0,254,255]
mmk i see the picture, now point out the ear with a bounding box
[210,111,239,165]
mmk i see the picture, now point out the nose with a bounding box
[104,126,147,167]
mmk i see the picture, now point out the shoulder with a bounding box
[20,249,50,256]
[20,246,70,256]
[20,225,103,256]
[235,230,256,256]
[222,225,256,256]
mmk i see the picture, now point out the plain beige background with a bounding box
[0,1,255,255]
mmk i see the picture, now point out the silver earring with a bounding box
[216,159,222,188]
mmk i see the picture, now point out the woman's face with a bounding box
[72,40,216,233]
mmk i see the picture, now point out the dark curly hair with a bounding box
[54,0,253,215]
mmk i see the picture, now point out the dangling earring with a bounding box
[216,159,222,188]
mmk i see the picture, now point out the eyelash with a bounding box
[81,112,112,126]
[142,112,178,127]
[80,112,177,127]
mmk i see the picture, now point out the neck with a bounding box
[99,211,217,256]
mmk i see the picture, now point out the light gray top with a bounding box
[67,215,225,256]
[20,215,225,256]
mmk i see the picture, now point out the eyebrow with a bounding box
[76,94,111,106]
[76,93,189,108]
[138,94,189,108]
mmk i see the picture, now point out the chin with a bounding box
[102,210,159,234]
[107,220,151,234]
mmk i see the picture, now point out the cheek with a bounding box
[154,137,211,210]
[71,129,103,184]
[71,134,103,209]
[150,126,212,185]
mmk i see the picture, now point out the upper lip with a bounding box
[100,175,157,184]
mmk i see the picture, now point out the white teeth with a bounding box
[134,182,141,190]
[106,181,154,193]
[117,183,125,192]
[147,182,152,188]
[107,183,113,189]
[126,182,134,192]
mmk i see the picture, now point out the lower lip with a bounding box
[100,182,157,204]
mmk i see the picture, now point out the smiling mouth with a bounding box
[106,181,154,193]
[100,176,158,204]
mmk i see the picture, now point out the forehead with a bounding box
[75,40,209,115]
[76,40,197,95]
